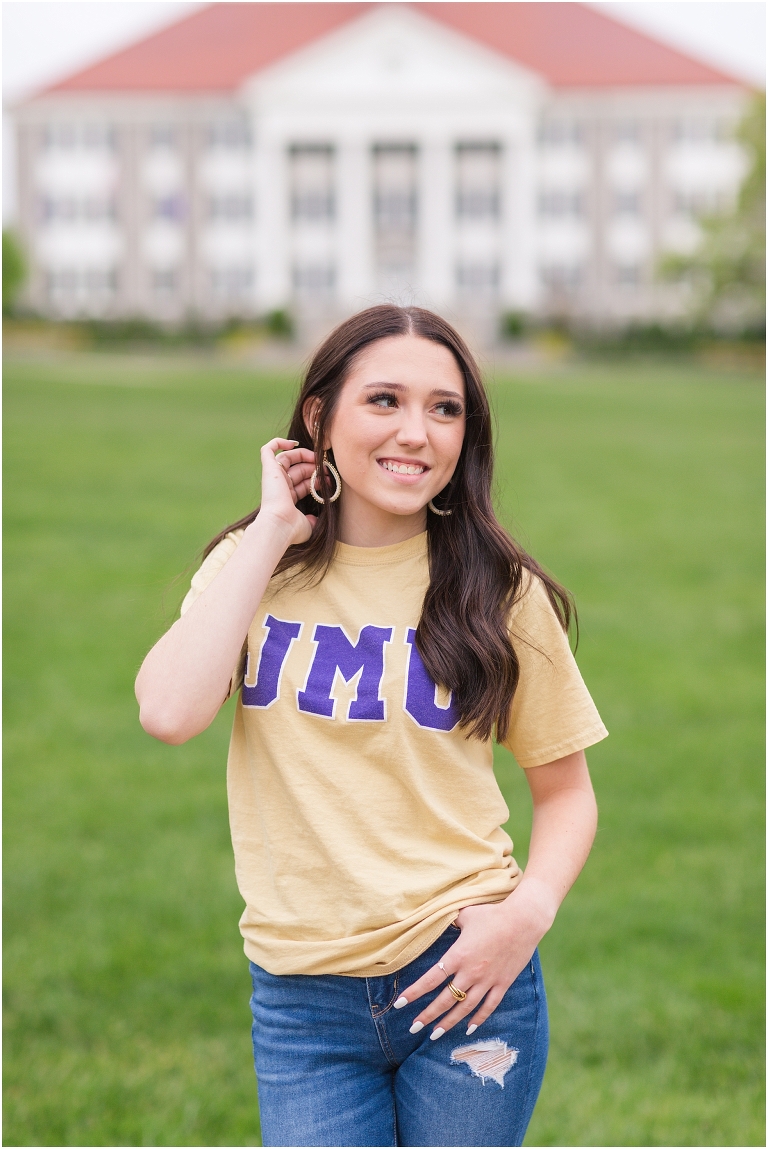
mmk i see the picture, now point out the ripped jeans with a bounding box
[248,926,548,1147]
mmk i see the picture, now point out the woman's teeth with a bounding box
[381,461,425,475]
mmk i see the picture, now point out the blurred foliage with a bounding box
[50,312,297,350]
[263,309,294,339]
[498,316,762,359]
[661,92,766,335]
[3,230,26,316]
[82,317,219,349]
[499,310,529,340]
[573,322,703,357]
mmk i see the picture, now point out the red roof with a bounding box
[419,3,740,88]
[45,1,740,96]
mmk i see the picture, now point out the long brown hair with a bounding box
[205,305,573,742]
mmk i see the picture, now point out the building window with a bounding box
[208,194,253,222]
[541,264,583,292]
[41,196,118,224]
[373,143,418,275]
[289,145,335,222]
[671,119,719,144]
[614,121,641,144]
[83,197,116,222]
[292,263,335,299]
[152,269,178,296]
[614,263,641,288]
[43,124,78,150]
[151,194,186,222]
[538,190,585,218]
[456,263,499,294]
[41,196,75,222]
[539,121,584,146]
[672,189,727,217]
[455,143,500,221]
[208,119,251,149]
[614,191,641,216]
[83,124,117,150]
[210,267,253,299]
[43,123,116,151]
[47,267,118,302]
[47,269,76,299]
[85,268,118,293]
[149,124,177,150]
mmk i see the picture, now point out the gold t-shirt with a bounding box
[181,529,607,977]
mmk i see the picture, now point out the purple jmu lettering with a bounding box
[242,615,302,709]
[404,628,459,731]
[297,624,393,721]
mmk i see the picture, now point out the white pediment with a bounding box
[243,4,546,132]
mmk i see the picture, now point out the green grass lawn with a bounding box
[4,351,764,1147]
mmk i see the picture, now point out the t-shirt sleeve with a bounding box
[502,573,608,768]
[180,529,247,699]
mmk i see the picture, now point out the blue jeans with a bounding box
[249,926,548,1147]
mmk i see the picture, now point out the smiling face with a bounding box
[318,334,466,546]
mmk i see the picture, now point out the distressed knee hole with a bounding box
[450,1039,519,1088]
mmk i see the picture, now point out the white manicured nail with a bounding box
[409,1021,424,1034]
[466,1024,478,1035]
[430,1027,445,1041]
[393,996,408,1009]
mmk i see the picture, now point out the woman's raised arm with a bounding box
[135,440,316,744]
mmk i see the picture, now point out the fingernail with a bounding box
[393,996,408,1009]
[430,1027,445,1041]
[409,1021,424,1034]
[466,1024,478,1035]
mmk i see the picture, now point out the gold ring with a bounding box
[448,980,467,1002]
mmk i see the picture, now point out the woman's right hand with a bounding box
[257,438,319,547]
[136,437,321,744]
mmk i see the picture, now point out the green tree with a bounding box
[2,229,26,316]
[662,93,765,334]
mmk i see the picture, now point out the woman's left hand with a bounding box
[398,752,598,1039]
[396,892,553,1039]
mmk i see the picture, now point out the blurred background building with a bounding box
[10,2,751,337]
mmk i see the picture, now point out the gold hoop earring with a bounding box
[309,451,342,504]
[427,498,452,517]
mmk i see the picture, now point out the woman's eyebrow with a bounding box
[362,381,464,399]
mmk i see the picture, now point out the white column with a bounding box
[253,131,290,311]
[418,136,454,312]
[500,127,539,312]
[336,136,373,312]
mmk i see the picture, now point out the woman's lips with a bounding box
[377,458,429,477]
[377,460,429,485]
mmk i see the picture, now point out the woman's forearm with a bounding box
[135,513,293,743]
[500,751,598,934]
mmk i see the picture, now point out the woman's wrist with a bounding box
[501,876,560,938]
[243,509,298,553]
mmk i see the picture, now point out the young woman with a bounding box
[136,305,607,1148]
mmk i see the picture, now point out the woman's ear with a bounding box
[302,398,318,442]
[302,398,327,448]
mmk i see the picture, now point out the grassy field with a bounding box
[4,350,764,1147]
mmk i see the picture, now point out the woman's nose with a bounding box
[395,410,428,446]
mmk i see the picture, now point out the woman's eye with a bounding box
[369,392,398,409]
[434,401,463,417]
